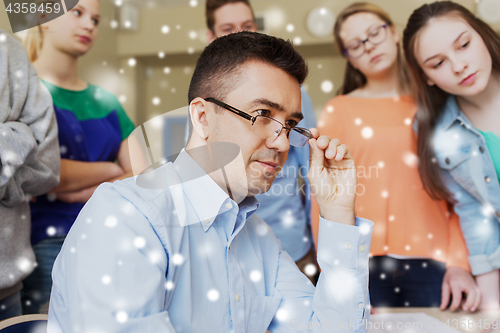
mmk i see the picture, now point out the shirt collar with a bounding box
[440,96,462,130]
[172,149,258,232]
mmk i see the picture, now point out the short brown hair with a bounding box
[188,31,308,104]
[206,0,254,33]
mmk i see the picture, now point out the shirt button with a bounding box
[225,202,232,209]
[485,176,491,183]
[204,218,210,223]
[445,157,450,165]
[235,293,240,302]
[358,303,364,309]
[359,245,366,253]
[479,146,485,153]
[344,242,352,250]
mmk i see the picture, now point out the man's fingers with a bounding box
[325,139,340,159]
[335,144,349,161]
[316,135,332,150]
[440,283,451,310]
[449,286,463,311]
[309,127,319,139]
[308,138,324,172]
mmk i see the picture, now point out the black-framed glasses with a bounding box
[343,24,388,59]
[205,98,312,147]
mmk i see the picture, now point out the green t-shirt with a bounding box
[42,80,134,141]
[479,129,500,185]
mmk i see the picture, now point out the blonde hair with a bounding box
[23,25,44,62]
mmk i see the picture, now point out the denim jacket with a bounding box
[432,96,500,275]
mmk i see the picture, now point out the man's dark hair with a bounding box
[188,31,308,105]
[206,0,254,33]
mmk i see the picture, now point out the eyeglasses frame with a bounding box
[204,97,313,145]
[343,24,388,59]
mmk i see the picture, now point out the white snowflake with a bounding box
[276,309,288,321]
[207,289,220,302]
[102,275,112,285]
[47,226,57,236]
[148,251,162,264]
[134,237,146,249]
[105,216,118,228]
[17,257,33,272]
[321,80,333,94]
[250,270,262,283]
[304,264,317,277]
[281,210,295,228]
[116,311,128,323]
[171,253,184,265]
[361,127,373,139]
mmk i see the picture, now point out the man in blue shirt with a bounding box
[48,32,373,333]
[205,0,318,279]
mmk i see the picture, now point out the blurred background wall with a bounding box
[1,0,499,127]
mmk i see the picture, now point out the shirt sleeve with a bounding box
[114,99,135,141]
[438,168,500,275]
[48,184,177,333]
[268,217,373,333]
[446,211,471,272]
[0,36,60,206]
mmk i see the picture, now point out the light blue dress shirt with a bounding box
[256,88,317,261]
[48,149,373,333]
[183,87,317,262]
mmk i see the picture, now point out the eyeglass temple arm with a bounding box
[205,98,253,121]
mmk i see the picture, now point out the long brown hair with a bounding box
[403,1,500,202]
[333,2,410,95]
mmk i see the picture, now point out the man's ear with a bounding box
[189,98,210,140]
[206,29,216,44]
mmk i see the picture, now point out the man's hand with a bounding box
[440,267,481,312]
[307,128,356,225]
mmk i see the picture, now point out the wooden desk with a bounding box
[375,308,500,333]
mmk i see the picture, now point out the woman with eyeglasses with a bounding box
[311,2,479,310]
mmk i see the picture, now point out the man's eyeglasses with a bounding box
[205,98,312,147]
[343,24,388,59]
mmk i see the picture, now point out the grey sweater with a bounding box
[0,29,60,301]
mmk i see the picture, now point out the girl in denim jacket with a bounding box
[403,1,500,309]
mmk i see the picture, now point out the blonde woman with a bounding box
[21,0,135,314]
[312,2,480,311]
